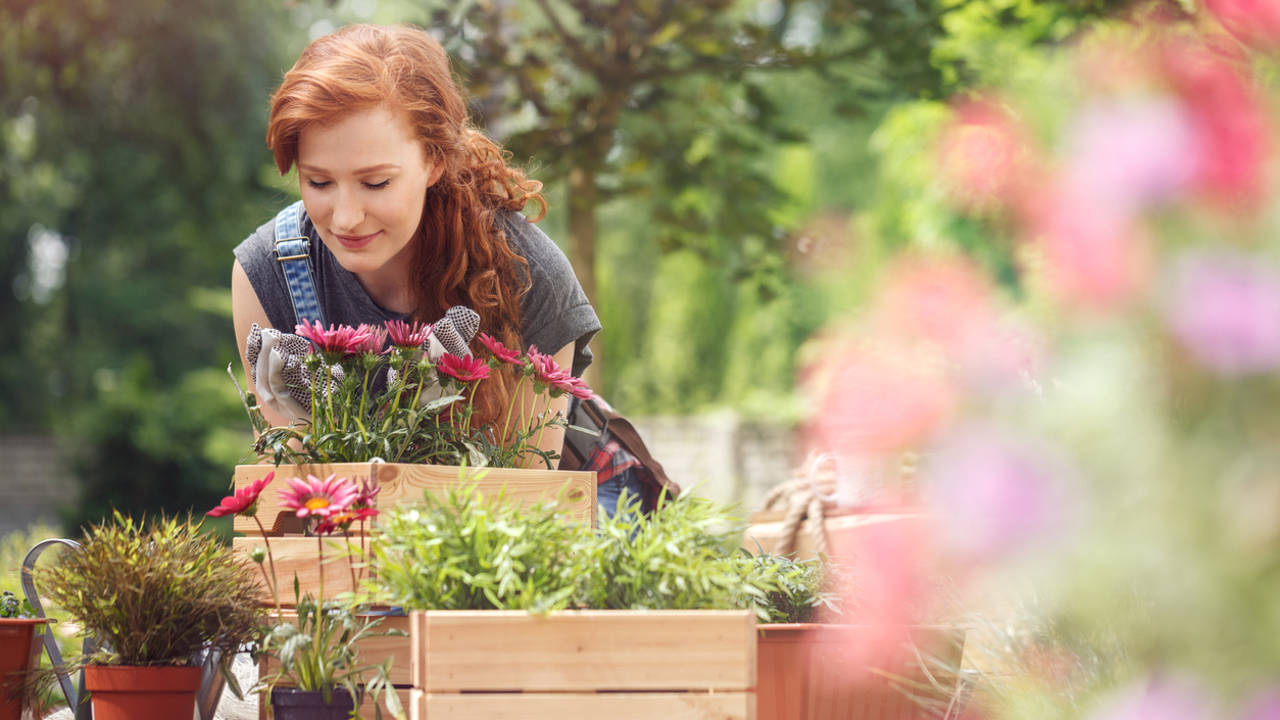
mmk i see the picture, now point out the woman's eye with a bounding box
[364,179,390,190]
[306,179,331,189]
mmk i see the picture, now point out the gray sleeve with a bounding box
[503,213,601,377]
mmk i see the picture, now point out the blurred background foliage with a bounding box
[0,0,1122,529]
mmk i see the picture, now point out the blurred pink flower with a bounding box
[937,98,1033,212]
[924,425,1068,561]
[1204,0,1280,51]
[206,471,274,518]
[1062,96,1198,214]
[1165,250,1280,375]
[1089,674,1219,720]
[1163,43,1270,207]
[1242,687,1280,720]
[811,341,955,455]
[872,255,998,354]
[1024,183,1153,310]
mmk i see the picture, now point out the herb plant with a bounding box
[32,513,264,673]
[371,483,583,612]
[0,590,36,619]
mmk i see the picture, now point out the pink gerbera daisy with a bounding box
[295,319,376,358]
[353,324,388,355]
[206,471,274,518]
[477,332,523,364]
[279,474,359,520]
[385,319,433,349]
[528,347,570,387]
[437,353,491,384]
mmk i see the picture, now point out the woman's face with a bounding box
[297,105,440,307]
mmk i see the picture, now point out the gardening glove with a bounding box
[425,305,481,359]
[245,323,344,423]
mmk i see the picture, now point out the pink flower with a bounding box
[528,346,571,387]
[809,339,955,455]
[385,319,433,349]
[477,332,523,364]
[936,97,1033,212]
[1242,688,1280,720]
[1163,43,1270,208]
[295,319,375,357]
[1061,96,1198,214]
[924,425,1069,562]
[562,375,595,401]
[871,255,998,355]
[1165,250,1280,375]
[206,472,274,518]
[312,507,378,536]
[437,353,491,383]
[1088,675,1218,720]
[278,474,359,520]
[352,475,380,510]
[352,324,387,355]
[1023,182,1153,310]
[1204,0,1280,51]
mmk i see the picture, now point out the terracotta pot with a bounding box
[757,624,965,720]
[83,665,202,720]
[270,686,359,720]
[0,619,46,720]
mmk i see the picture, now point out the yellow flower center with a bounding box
[305,497,331,511]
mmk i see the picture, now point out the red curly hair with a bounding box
[266,24,545,429]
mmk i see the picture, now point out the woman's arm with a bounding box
[515,343,576,470]
[231,259,293,432]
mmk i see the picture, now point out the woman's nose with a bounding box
[332,187,364,232]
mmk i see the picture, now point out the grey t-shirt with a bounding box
[233,207,600,376]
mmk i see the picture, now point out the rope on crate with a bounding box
[756,452,920,559]
[756,453,837,559]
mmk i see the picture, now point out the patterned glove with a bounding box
[426,305,481,359]
[244,324,343,423]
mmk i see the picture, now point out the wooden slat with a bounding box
[232,463,596,534]
[411,610,756,692]
[233,536,366,604]
[256,612,412,686]
[411,689,755,720]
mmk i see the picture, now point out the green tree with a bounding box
[409,0,957,391]
[0,0,298,527]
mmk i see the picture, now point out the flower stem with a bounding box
[254,515,283,622]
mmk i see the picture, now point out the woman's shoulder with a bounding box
[497,210,574,282]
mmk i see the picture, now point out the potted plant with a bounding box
[226,319,598,591]
[368,486,773,719]
[208,471,404,720]
[0,590,46,720]
[28,513,264,720]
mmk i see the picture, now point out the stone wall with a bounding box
[630,413,800,513]
[0,434,75,537]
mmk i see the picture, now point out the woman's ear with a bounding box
[426,156,445,188]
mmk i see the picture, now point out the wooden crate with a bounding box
[409,610,757,720]
[233,462,597,535]
[232,462,596,603]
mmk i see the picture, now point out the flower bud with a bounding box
[249,547,267,564]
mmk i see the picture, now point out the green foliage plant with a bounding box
[371,483,585,613]
[31,512,264,698]
[371,484,831,623]
[0,590,36,619]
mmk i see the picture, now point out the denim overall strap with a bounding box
[273,200,326,327]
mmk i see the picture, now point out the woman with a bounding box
[231,24,600,469]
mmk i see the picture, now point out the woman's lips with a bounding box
[334,230,380,250]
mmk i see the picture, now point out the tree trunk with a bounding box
[567,162,602,395]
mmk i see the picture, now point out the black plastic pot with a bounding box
[270,686,359,720]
